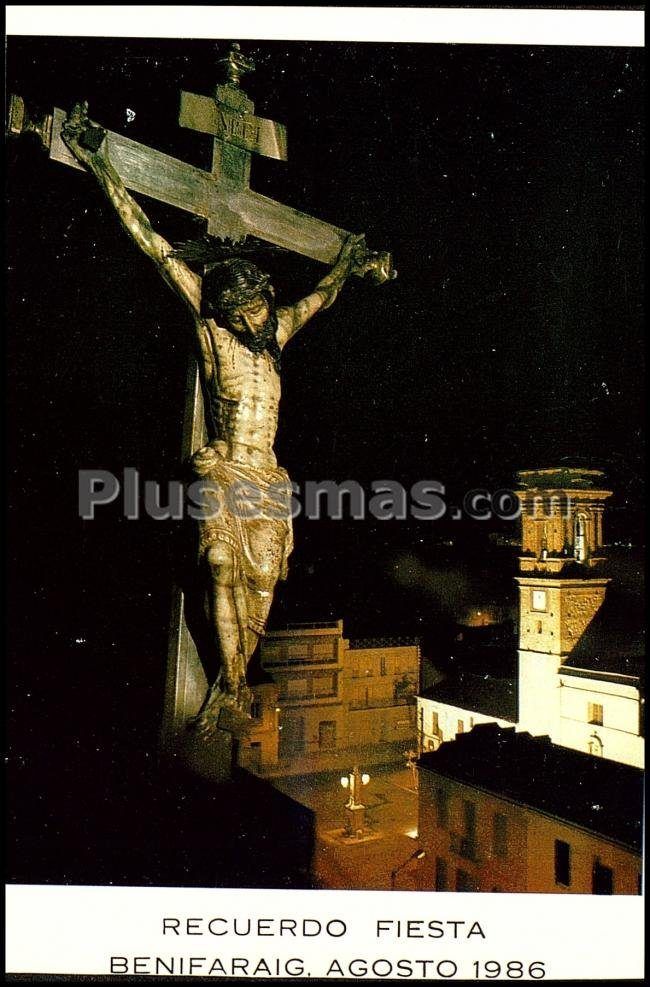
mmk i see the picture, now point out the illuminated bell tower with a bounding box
[515,468,612,738]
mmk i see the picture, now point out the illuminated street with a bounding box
[272,763,425,890]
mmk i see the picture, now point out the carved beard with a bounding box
[228,310,281,374]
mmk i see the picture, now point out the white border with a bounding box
[5,885,646,978]
[5,5,646,47]
[5,5,645,981]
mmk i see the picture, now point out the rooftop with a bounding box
[266,620,344,638]
[419,671,517,722]
[418,724,643,851]
[348,636,420,650]
[517,466,609,491]
[516,560,609,580]
[562,587,645,682]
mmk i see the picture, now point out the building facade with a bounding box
[416,725,642,895]
[556,662,644,767]
[239,621,419,775]
[344,639,419,748]
[418,673,516,751]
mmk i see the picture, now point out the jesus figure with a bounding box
[62,102,377,734]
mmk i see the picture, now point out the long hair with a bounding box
[170,238,284,371]
[199,258,273,320]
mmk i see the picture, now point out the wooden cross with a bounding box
[7,43,359,264]
[8,44,391,759]
[180,44,287,199]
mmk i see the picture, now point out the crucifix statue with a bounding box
[9,43,395,746]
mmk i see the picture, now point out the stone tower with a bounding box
[515,467,612,737]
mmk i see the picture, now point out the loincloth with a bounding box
[189,443,294,635]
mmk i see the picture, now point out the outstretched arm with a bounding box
[276,234,373,348]
[62,102,201,316]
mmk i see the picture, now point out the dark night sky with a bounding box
[6,38,644,809]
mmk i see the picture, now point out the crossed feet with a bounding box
[189,674,253,739]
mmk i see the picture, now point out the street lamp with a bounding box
[390,848,426,889]
[404,748,419,789]
[340,766,370,836]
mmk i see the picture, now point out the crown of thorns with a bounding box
[170,236,281,312]
[205,258,273,311]
[170,234,285,269]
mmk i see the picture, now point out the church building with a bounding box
[417,467,644,769]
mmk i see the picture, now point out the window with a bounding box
[454,799,478,860]
[493,812,508,859]
[554,840,571,887]
[435,857,447,891]
[537,620,543,634]
[318,720,336,752]
[457,720,465,735]
[456,869,477,892]
[431,710,439,735]
[279,715,305,757]
[574,515,587,562]
[463,800,477,841]
[588,734,603,757]
[314,670,336,697]
[261,642,280,661]
[250,700,263,720]
[436,787,449,828]
[313,639,334,656]
[588,702,604,726]
[380,654,387,676]
[287,677,308,697]
[592,860,614,895]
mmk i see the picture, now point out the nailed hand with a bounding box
[62,101,107,161]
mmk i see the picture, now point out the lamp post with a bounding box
[340,765,370,837]
[405,748,419,790]
[390,848,426,889]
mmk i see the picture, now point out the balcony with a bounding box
[348,695,415,711]
[277,689,338,702]
[266,620,344,639]
[264,655,339,669]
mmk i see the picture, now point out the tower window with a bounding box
[537,621,543,634]
[574,515,587,562]
[588,702,604,726]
